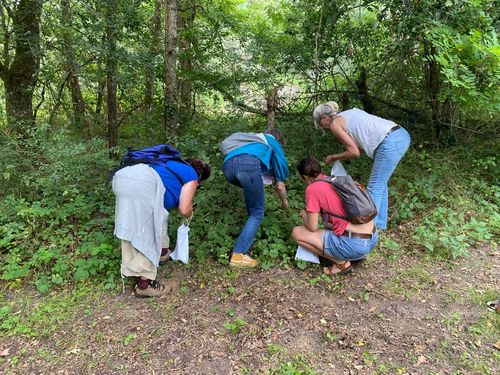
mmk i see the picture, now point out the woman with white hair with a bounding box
[313,102,410,230]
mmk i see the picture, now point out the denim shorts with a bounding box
[323,230,379,260]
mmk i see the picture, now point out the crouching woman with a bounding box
[292,157,378,276]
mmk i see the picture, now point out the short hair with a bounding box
[186,158,211,181]
[312,101,340,129]
[297,157,322,178]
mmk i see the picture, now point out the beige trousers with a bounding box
[120,217,170,280]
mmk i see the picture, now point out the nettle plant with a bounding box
[392,149,498,259]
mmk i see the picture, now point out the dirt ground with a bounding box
[0,244,499,375]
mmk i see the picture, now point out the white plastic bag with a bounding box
[170,219,190,264]
[294,245,320,264]
[330,161,347,177]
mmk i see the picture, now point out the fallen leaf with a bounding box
[348,297,356,302]
[66,348,81,355]
[320,318,327,325]
[493,341,500,350]
[368,306,377,313]
[0,348,10,357]
[357,340,365,346]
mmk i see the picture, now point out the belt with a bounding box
[342,228,376,239]
[373,125,401,157]
[386,125,401,136]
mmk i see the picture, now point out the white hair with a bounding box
[312,101,340,129]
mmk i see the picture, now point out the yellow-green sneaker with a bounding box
[230,253,258,268]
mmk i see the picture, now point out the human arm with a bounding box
[300,209,320,232]
[325,116,361,164]
[178,180,199,218]
[275,181,288,209]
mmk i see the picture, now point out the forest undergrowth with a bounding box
[0,117,498,295]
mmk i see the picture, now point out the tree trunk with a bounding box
[61,0,87,130]
[266,87,278,129]
[95,39,106,118]
[356,67,375,114]
[164,0,178,141]
[424,41,443,143]
[144,0,162,115]
[340,91,349,111]
[178,3,195,122]
[106,0,119,157]
[0,0,42,134]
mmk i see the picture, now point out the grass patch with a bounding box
[384,265,436,299]
[0,284,104,338]
[265,354,317,375]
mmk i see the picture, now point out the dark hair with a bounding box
[265,128,285,145]
[297,157,322,178]
[186,158,211,181]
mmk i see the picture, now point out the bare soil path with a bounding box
[1,245,498,374]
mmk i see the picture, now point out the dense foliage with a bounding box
[0,116,498,292]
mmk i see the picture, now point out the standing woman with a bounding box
[313,102,411,230]
[221,129,289,268]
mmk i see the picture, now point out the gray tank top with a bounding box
[337,108,396,159]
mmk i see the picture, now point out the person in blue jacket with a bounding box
[221,129,289,267]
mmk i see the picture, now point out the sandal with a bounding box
[323,261,352,276]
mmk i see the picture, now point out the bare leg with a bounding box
[292,226,350,275]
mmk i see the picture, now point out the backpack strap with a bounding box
[164,164,184,186]
[311,178,349,221]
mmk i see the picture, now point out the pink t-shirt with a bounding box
[305,176,349,236]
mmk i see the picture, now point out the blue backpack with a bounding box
[105,144,187,187]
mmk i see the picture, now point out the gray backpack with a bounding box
[318,176,377,224]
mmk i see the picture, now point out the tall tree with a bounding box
[0,0,43,133]
[61,0,87,130]
[164,0,178,140]
[144,0,162,115]
[178,1,196,121]
[106,0,118,155]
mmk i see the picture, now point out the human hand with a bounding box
[325,155,337,164]
[299,209,307,220]
[281,200,289,209]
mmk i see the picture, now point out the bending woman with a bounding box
[292,157,378,276]
[113,156,210,298]
[221,129,289,268]
[313,102,410,229]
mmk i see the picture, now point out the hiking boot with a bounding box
[230,253,258,268]
[159,248,171,266]
[134,279,168,298]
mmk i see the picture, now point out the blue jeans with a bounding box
[368,128,411,229]
[323,230,379,260]
[222,154,265,254]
